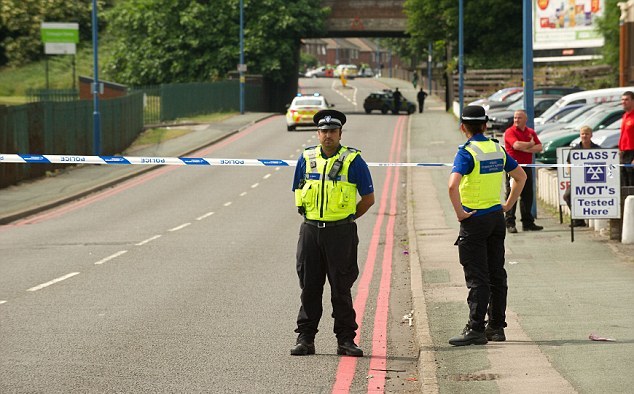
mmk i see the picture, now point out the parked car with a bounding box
[470,87,523,110]
[363,90,416,115]
[487,95,562,131]
[570,118,621,149]
[305,66,333,78]
[535,103,599,135]
[358,67,375,78]
[535,86,634,125]
[285,93,334,131]
[478,86,583,112]
[535,103,624,164]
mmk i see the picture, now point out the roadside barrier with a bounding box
[2,154,631,168]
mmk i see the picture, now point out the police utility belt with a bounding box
[304,217,355,228]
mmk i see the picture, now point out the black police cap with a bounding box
[460,105,488,124]
[313,109,347,130]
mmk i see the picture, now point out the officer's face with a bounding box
[318,128,342,149]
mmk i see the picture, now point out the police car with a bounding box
[285,93,334,131]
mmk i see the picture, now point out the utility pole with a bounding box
[91,0,101,155]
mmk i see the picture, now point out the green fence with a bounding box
[0,93,144,188]
[1,79,267,189]
[160,80,266,122]
[26,88,79,102]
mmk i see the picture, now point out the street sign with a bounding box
[41,23,79,43]
[41,22,79,55]
[237,64,247,73]
[570,149,620,219]
[44,43,76,55]
[556,147,571,206]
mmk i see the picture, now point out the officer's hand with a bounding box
[456,210,475,222]
[298,206,306,216]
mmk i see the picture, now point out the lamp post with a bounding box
[239,0,245,115]
[91,0,101,155]
[458,0,464,115]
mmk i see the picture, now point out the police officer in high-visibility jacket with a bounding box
[291,109,375,357]
[448,105,526,346]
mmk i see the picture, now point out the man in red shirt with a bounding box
[619,91,634,187]
[503,110,544,233]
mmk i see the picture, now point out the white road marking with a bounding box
[27,272,80,292]
[251,183,259,188]
[135,235,162,246]
[168,223,191,232]
[95,250,128,265]
[196,212,215,220]
[289,154,295,158]
[223,202,232,207]
[0,300,7,305]
[240,192,247,197]
[263,174,272,179]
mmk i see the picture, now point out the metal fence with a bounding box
[0,93,144,188]
[26,88,79,102]
[1,79,267,188]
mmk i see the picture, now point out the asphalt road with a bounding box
[0,77,421,393]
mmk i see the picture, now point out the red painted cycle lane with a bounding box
[331,115,405,393]
[366,116,404,393]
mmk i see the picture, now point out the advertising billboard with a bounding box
[533,0,605,54]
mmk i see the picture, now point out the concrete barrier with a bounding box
[622,195,634,244]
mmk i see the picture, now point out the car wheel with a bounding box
[381,106,388,114]
[407,106,415,115]
[364,107,371,114]
[287,125,295,131]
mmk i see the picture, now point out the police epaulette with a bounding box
[490,138,499,143]
[346,147,359,152]
[304,145,318,150]
[459,141,470,149]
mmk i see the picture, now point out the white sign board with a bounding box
[570,149,620,219]
[556,147,572,206]
[44,43,76,55]
[533,0,605,50]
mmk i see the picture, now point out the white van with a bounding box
[334,64,358,79]
[535,87,634,125]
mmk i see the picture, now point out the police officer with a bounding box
[291,109,375,356]
[448,105,526,346]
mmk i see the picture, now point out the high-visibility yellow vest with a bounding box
[459,139,506,210]
[295,145,359,221]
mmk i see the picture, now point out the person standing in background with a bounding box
[503,110,543,233]
[619,91,634,186]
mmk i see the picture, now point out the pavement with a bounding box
[2,80,633,393]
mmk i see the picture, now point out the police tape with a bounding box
[0,154,631,168]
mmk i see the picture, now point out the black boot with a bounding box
[290,336,315,356]
[336,340,363,357]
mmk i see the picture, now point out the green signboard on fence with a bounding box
[41,23,79,43]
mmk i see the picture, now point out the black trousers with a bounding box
[295,222,359,342]
[505,166,535,227]
[455,211,508,331]
[418,100,425,113]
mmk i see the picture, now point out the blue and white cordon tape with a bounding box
[0,154,630,168]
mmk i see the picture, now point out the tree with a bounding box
[404,0,522,69]
[0,0,112,67]
[105,0,327,85]
[595,0,620,83]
